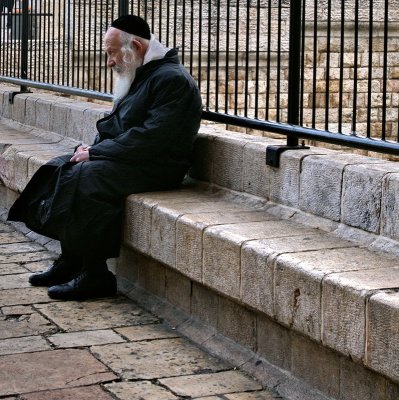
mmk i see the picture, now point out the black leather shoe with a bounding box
[29,255,81,287]
[47,270,117,301]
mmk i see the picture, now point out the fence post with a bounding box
[118,0,129,17]
[287,0,302,146]
[20,0,29,91]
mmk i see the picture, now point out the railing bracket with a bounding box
[9,89,31,104]
[266,142,310,168]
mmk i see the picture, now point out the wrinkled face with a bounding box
[104,28,125,71]
[104,28,143,101]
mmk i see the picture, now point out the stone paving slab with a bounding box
[115,323,180,341]
[0,273,32,289]
[0,263,28,275]
[0,287,51,306]
[0,202,293,400]
[20,385,114,400]
[91,338,229,380]
[0,250,55,264]
[0,310,57,339]
[48,329,125,348]
[22,259,54,273]
[0,231,30,244]
[0,349,117,396]
[36,297,158,331]
[105,381,180,400]
[159,370,262,397]
[0,222,14,232]
[0,242,46,254]
[0,335,50,355]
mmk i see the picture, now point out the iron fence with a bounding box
[1,0,399,155]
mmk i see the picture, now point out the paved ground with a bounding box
[0,216,283,399]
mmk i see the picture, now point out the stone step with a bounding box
[120,185,399,394]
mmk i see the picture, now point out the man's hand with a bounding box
[70,145,90,163]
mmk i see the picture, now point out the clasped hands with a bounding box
[70,145,90,163]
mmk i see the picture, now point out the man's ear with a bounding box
[132,39,146,58]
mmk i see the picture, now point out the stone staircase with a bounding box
[1,85,399,399]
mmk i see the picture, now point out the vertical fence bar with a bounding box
[367,0,373,138]
[299,0,306,126]
[311,0,317,128]
[324,0,331,131]
[381,0,388,141]
[276,0,281,122]
[118,0,128,17]
[265,0,271,120]
[224,0,230,114]
[20,0,29,90]
[338,0,345,133]
[286,0,302,146]
[352,0,359,134]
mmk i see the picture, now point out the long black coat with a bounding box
[8,49,203,259]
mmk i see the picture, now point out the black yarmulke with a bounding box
[111,15,151,40]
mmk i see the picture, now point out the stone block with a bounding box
[191,282,219,328]
[322,261,399,362]
[82,107,106,144]
[240,243,276,316]
[137,254,167,299]
[165,268,192,314]
[203,218,316,301]
[243,140,280,199]
[10,95,27,123]
[274,246,389,342]
[64,103,90,142]
[269,148,329,208]
[190,132,215,182]
[176,206,269,282]
[342,162,399,234]
[381,172,399,241]
[339,357,388,400]
[256,313,292,371]
[1,89,12,119]
[49,100,71,136]
[291,332,340,399]
[124,194,157,254]
[212,135,246,191]
[366,291,399,382]
[115,245,139,283]
[241,232,351,317]
[34,97,53,131]
[299,154,381,221]
[217,295,257,351]
[24,96,38,127]
[150,205,180,267]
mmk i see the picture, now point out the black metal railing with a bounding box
[1,0,398,155]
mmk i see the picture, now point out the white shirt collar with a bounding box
[143,34,170,65]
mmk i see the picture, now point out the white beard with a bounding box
[113,71,136,102]
[112,51,142,102]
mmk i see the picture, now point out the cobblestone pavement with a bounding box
[0,218,283,399]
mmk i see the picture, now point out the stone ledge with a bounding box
[122,185,399,387]
[2,87,399,397]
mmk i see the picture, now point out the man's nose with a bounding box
[107,58,115,68]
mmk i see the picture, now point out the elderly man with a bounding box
[8,15,203,300]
